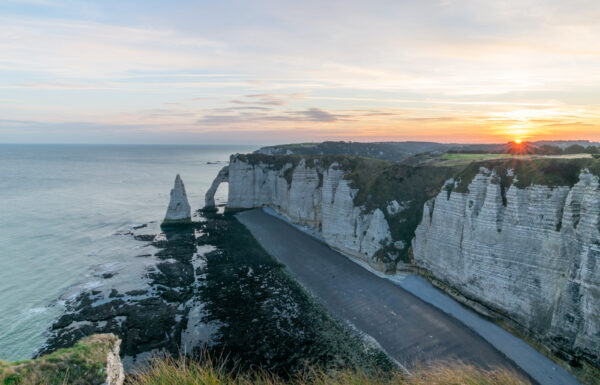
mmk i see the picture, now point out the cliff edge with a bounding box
[1,334,124,385]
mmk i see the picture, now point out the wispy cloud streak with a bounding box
[1,0,599,143]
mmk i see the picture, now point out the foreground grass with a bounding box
[0,334,118,385]
[129,355,530,385]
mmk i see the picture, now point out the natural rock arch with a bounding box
[205,166,229,207]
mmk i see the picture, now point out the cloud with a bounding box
[212,106,273,112]
[295,108,340,122]
[2,1,600,144]
[0,16,225,79]
[229,93,306,106]
[195,107,345,126]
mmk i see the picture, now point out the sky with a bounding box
[1,0,599,145]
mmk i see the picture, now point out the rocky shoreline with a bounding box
[39,209,391,375]
[37,219,204,369]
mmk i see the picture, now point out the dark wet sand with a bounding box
[237,209,525,373]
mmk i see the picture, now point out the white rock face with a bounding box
[162,174,191,225]
[223,156,393,269]
[205,166,229,207]
[387,200,408,215]
[320,165,392,269]
[413,169,600,367]
[105,337,125,385]
[212,154,600,367]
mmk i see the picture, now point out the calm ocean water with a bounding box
[0,144,257,361]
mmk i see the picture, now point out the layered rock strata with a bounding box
[207,154,600,371]
[412,167,600,369]
[207,156,396,271]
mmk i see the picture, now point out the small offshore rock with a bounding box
[162,174,191,226]
[134,234,155,242]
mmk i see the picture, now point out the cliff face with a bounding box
[224,156,394,271]
[208,154,600,371]
[413,167,600,368]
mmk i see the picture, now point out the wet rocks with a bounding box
[37,225,202,366]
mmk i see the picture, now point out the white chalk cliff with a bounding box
[105,336,125,385]
[163,174,191,225]
[412,168,600,368]
[207,154,600,369]
[205,166,229,208]
[207,156,394,271]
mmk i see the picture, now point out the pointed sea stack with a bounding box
[161,174,191,226]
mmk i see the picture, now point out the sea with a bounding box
[0,144,257,361]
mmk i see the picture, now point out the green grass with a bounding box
[0,334,118,385]
[129,354,531,385]
[436,153,514,166]
[453,157,600,194]
[442,153,513,160]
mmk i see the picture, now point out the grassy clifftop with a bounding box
[254,141,453,162]
[453,157,600,193]
[0,334,120,385]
